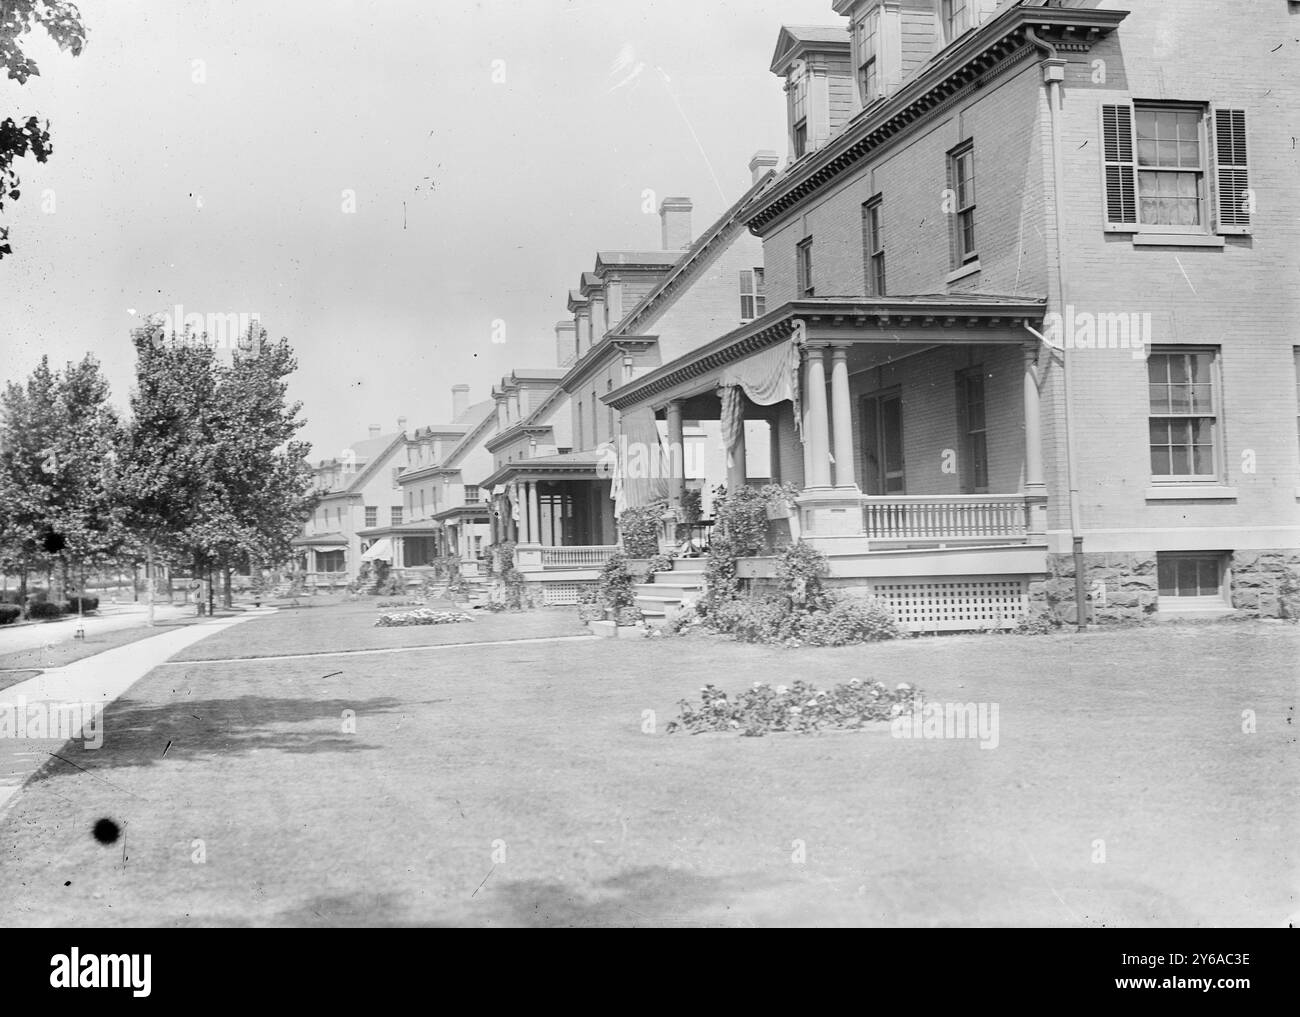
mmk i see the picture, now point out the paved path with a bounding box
[0,611,261,813]
[0,602,194,657]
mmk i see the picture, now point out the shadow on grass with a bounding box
[28,694,406,781]
[473,867,780,928]
[266,866,777,927]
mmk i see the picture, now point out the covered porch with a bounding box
[605,296,1051,626]
[483,453,621,597]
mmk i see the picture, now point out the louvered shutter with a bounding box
[1100,103,1137,228]
[1213,108,1250,234]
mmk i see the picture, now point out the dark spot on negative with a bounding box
[92,818,120,845]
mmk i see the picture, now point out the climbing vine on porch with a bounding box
[618,500,667,558]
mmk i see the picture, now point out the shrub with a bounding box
[702,535,740,612]
[27,601,66,621]
[615,605,644,626]
[774,540,828,610]
[376,575,404,597]
[0,605,21,625]
[664,604,696,635]
[666,679,925,736]
[712,484,768,556]
[598,551,636,612]
[1013,609,1064,635]
[65,596,100,614]
[799,594,901,646]
[646,553,676,578]
[374,609,471,627]
[681,488,703,525]
[619,501,667,558]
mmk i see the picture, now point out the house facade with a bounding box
[291,425,409,587]
[480,168,782,603]
[357,385,497,579]
[606,0,1300,629]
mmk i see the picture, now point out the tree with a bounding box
[0,353,119,604]
[114,321,316,621]
[113,325,223,624]
[0,1,88,258]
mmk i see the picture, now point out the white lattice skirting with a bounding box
[540,580,598,606]
[868,577,1029,632]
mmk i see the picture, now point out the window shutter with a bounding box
[1101,103,1137,228]
[1213,108,1250,234]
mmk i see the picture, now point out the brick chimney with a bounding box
[451,384,469,419]
[749,150,779,184]
[397,416,408,436]
[368,425,380,439]
[555,320,577,368]
[659,196,693,251]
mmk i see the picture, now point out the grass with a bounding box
[171,598,590,660]
[0,605,1293,927]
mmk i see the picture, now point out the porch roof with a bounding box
[292,532,350,547]
[428,504,490,523]
[480,449,605,488]
[357,520,444,538]
[605,295,1046,410]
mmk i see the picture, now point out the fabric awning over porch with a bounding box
[719,337,802,459]
[612,407,669,516]
[360,538,393,562]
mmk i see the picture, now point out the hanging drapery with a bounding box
[510,482,521,523]
[614,406,669,516]
[717,337,803,459]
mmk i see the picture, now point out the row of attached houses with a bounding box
[297,0,1300,628]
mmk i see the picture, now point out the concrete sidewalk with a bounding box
[0,611,263,813]
[0,602,196,656]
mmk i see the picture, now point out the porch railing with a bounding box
[862,495,1029,544]
[540,544,620,569]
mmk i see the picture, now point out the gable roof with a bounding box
[770,23,851,73]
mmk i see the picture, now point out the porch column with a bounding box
[665,400,687,510]
[527,482,541,544]
[804,345,832,489]
[830,345,857,490]
[1023,343,1048,539]
[726,388,748,493]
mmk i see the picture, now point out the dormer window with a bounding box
[790,62,809,157]
[940,0,970,45]
[853,8,881,105]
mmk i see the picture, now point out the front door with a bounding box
[860,391,905,495]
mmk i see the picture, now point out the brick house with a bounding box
[606,0,1300,628]
[479,164,780,603]
[357,385,497,580]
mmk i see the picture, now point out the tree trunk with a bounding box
[18,567,27,608]
[146,544,156,627]
[223,567,232,609]
[208,569,215,616]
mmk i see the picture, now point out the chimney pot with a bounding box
[749,150,779,184]
[658,196,693,251]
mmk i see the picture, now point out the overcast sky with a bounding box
[0,0,839,460]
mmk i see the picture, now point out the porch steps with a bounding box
[634,558,707,622]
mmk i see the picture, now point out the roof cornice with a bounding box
[745,7,1128,233]
[605,296,1046,410]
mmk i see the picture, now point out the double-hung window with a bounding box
[863,197,885,296]
[790,64,809,158]
[797,238,815,297]
[949,142,977,264]
[1148,348,1220,480]
[855,8,882,105]
[739,268,767,321]
[1102,102,1251,236]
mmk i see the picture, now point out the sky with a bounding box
[0,0,839,462]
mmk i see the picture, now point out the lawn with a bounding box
[0,604,1293,928]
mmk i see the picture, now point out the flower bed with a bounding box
[376,599,425,608]
[374,609,471,627]
[666,679,924,737]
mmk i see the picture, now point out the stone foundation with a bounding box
[1230,550,1300,619]
[1030,549,1300,624]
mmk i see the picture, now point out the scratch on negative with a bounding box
[1018,837,1082,925]
[1174,257,1197,296]
[472,865,496,898]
